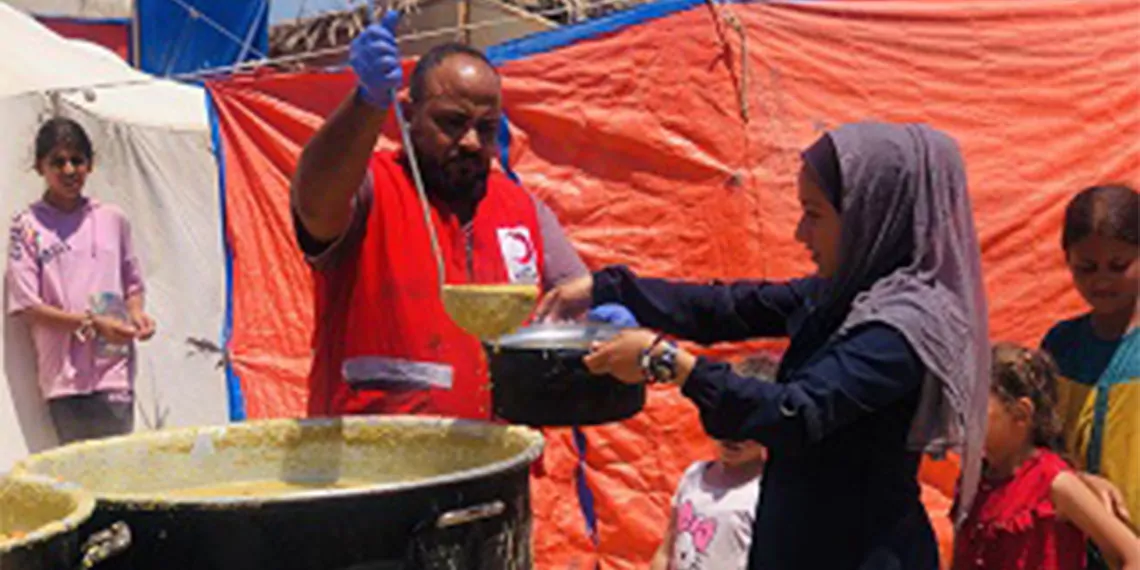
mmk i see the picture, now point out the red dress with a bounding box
[953,449,1086,570]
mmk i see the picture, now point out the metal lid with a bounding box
[492,323,621,350]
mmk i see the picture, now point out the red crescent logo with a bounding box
[507,231,535,264]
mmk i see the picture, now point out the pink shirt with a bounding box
[5,198,145,399]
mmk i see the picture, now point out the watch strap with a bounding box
[640,333,667,384]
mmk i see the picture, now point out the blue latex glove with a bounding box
[349,10,402,109]
[587,304,639,328]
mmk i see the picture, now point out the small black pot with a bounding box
[487,324,646,426]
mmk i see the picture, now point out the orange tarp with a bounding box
[206,0,1139,567]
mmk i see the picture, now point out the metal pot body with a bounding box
[489,324,646,426]
[14,417,544,570]
[0,530,76,570]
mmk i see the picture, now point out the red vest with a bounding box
[307,152,545,419]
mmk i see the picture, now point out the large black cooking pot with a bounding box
[487,324,646,426]
[13,416,544,570]
[0,476,129,570]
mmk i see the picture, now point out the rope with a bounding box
[703,0,750,122]
[573,426,600,548]
[234,0,271,65]
[24,0,640,99]
[725,8,749,123]
[165,0,270,61]
[295,0,311,22]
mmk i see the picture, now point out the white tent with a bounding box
[0,3,228,470]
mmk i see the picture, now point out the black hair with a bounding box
[991,343,1065,452]
[1062,184,1139,250]
[409,43,498,103]
[34,117,94,165]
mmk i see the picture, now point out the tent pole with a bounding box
[234,0,269,66]
[48,91,62,115]
[131,0,141,68]
[458,0,472,45]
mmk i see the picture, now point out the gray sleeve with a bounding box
[532,195,588,289]
[294,172,373,271]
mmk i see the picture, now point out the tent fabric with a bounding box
[206,0,1139,567]
[136,0,269,77]
[0,4,204,129]
[0,5,228,471]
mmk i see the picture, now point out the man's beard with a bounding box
[418,151,490,204]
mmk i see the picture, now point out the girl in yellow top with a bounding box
[1041,184,1139,567]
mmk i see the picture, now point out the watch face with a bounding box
[648,342,678,383]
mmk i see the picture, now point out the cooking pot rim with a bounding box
[12,416,544,508]
[0,474,95,554]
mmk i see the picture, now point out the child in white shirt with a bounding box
[650,353,774,570]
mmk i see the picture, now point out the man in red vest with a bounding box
[290,12,588,419]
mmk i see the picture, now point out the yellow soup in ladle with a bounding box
[441,283,539,340]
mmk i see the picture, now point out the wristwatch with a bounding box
[650,340,680,384]
[640,334,680,384]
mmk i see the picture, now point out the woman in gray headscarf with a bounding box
[537,122,990,570]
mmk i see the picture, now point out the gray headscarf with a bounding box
[826,122,990,526]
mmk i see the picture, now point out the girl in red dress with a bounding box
[953,344,1140,570]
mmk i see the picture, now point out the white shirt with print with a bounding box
[669,461,762,570]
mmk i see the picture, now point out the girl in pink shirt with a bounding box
[5,118,156,444]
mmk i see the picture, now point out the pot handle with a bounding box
[403,500,513,567]
[78,521,131,569]
[435,500,506,529]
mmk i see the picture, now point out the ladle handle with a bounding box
[391,86,446,293]
[365,0,445,293]
[360,0,444,291]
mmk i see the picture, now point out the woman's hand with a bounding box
[535,274,594,323]
[584,329,658,384]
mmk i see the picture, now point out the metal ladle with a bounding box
[342,6,537,394]
[389,83,538,340]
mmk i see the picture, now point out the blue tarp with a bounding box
[136,0,268,77]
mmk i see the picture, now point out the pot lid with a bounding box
[492,323,621,350]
